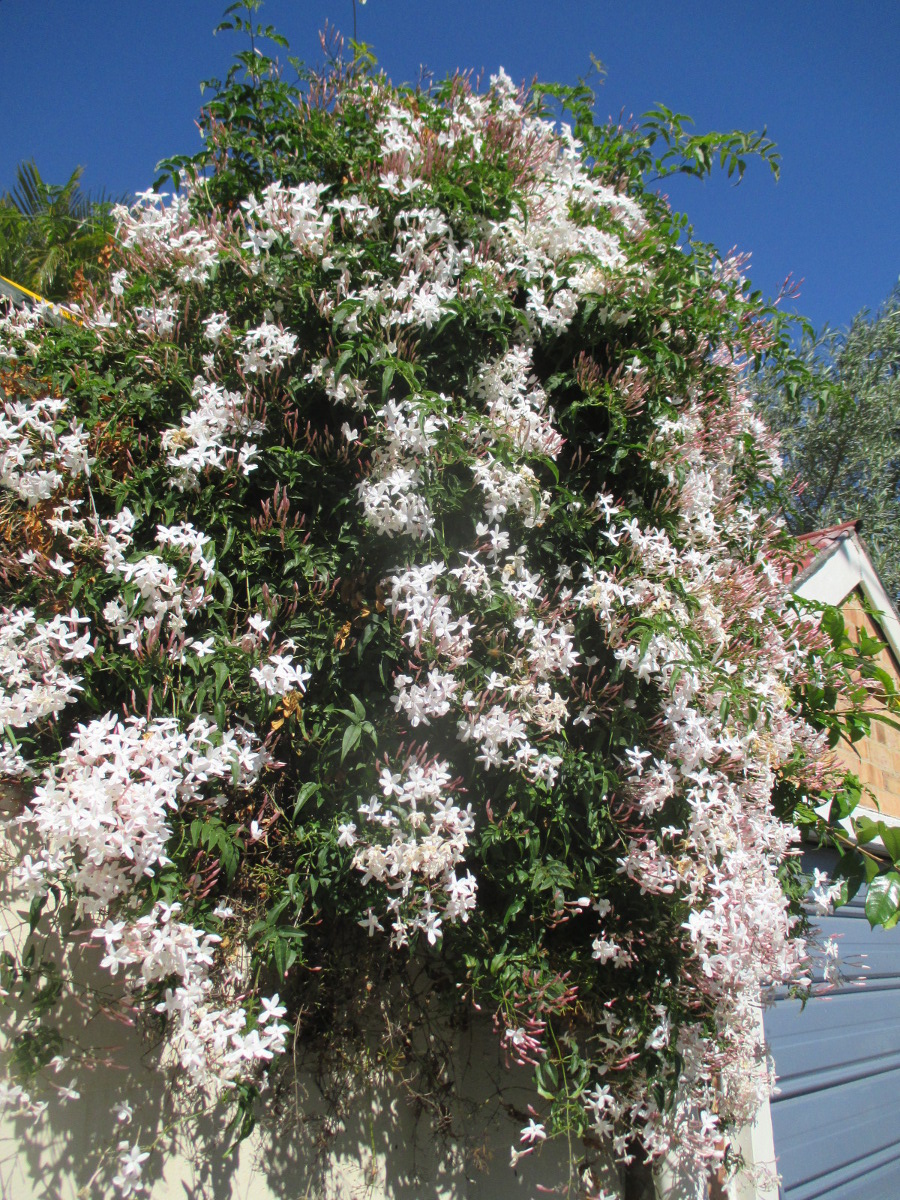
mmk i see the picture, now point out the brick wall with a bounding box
[833,590,900,820]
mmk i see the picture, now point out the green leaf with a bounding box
[28,895,46,932]
[333,346,355,380]
[865,871,900,928]
[217,572,234,610]
[293,782,318,819]
[220,840,239,882]
[879,824,900,864]
[341,724,361,762]
[213,660,230,699]
[853,815,882,846]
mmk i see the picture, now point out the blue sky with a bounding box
[1,0,897,332]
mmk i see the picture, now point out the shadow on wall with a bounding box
[0,979,612,1199]
[0,807,625,1200]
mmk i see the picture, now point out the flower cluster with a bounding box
[356,397,447,539]
[240,180,332,259]
[98,511,218,659]
[112,188,223,285]
[95,902,288,1092]
[19,712,269,912]
[0,394,92,503]
[0,607,93,775]
[162,376,263,491]
[350,751,477,946]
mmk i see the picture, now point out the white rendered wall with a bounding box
[0,803,625,1200]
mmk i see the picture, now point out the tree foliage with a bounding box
[758,287,900,598]
[0,160,119,302]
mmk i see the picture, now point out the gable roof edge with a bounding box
[793,529,900,663]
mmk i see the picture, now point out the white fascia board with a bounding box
[793,531,900,664]
[844,803,900,856]
[801,807,900,859]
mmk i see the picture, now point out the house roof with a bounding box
[0,273,79,325]
[794,520,862,574]
[791,521,900,664]
[0,274,31,307]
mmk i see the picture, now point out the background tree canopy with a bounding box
[758,287,900,598]
[0,160,119,303]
